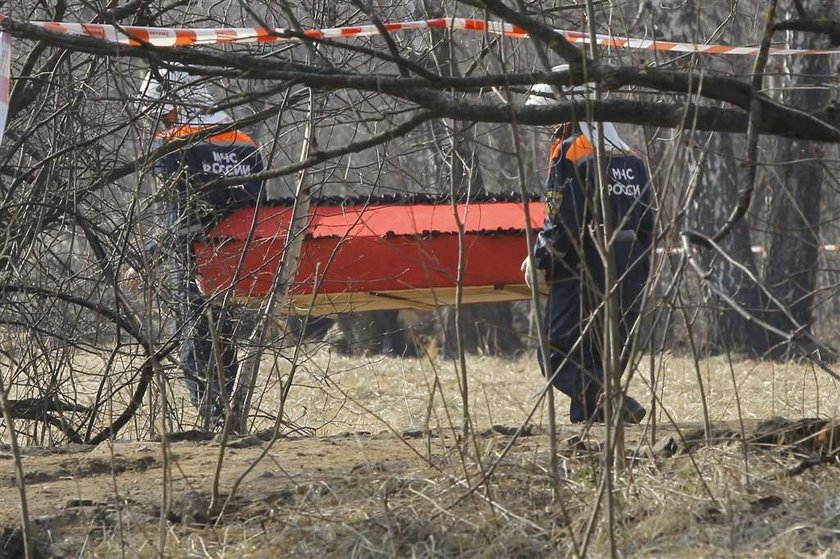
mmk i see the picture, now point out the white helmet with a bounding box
[139,67,230,125]
[525,64,589,106]
[525,64,632,152]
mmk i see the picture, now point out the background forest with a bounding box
[1,0,840,557]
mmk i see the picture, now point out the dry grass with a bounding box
[11,341,839,438]
[271,350,840,436]
[5,349,840,557]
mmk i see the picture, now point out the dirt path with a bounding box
[0,418,836,557]
[0,430,436,521]
[1,426,554,556]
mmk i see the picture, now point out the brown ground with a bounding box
[1,354,840,557]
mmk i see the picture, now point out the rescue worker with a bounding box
[127,68,265,428]
[522,74,653,423]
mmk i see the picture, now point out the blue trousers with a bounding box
[542,244,649,422]
[172,239,245,422]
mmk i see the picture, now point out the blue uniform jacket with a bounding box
[152,125,264,236]
[534,132,653,273]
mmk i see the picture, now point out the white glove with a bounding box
[121,266,142,291]
[520,256,546,290]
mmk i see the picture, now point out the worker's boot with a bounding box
[581,395,646,424]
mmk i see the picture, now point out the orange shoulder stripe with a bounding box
[207,129,257,147]
[548,139,563,165]
[155,125,256,147]
[564,135,593,163]
[155,125,203,140]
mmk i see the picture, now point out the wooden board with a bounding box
[234,284,541,316]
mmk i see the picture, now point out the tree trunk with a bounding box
[688,133,769,354]
[653,1,768,355]
[763,1,832,354]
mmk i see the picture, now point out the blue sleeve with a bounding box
[151,135,178,179]
[142,138,178,262]
[245,148,265,198]
[533,155,586,269]
[638,163,655,239]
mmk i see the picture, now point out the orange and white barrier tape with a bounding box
[752,245,840,256]
[0,32,8,147]
[0,16,525,47]
[2,15,840,147]
[657,245,840,256]
[4,16,840,56]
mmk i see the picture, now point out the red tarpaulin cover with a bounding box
[193,200,545,315]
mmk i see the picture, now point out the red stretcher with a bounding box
[193,199,545,315]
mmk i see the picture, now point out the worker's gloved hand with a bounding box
[121,266,142,291]
[520,256,547,290]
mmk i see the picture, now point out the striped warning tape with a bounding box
[0,16,522,47]
[0,32,8,147]
[751,245,840,255]
[1,15,839,149]
[657,245,840,256]
[2,16,839,56]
